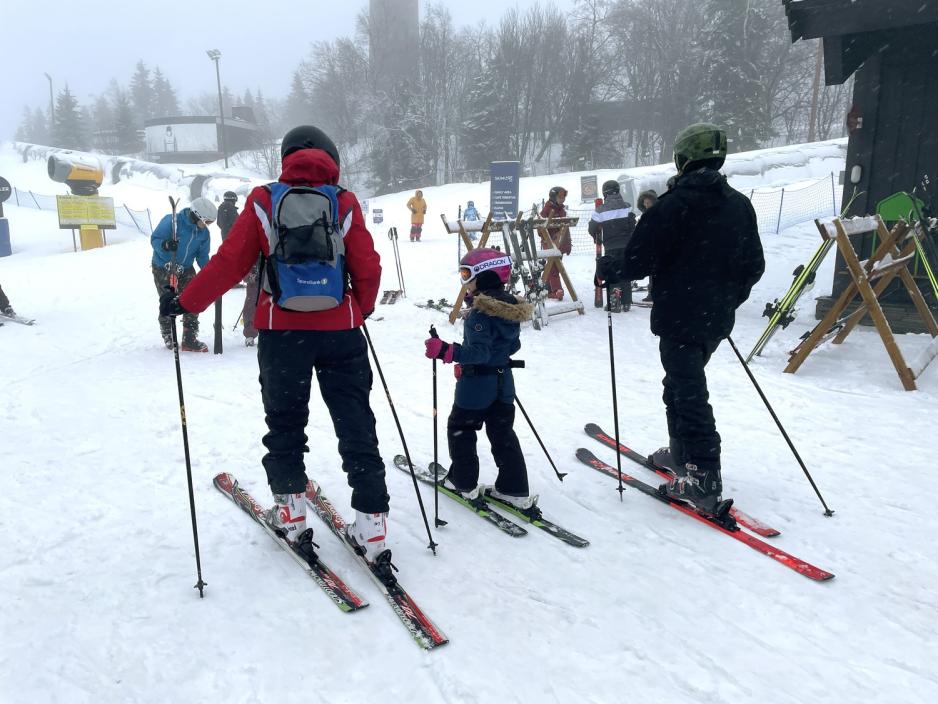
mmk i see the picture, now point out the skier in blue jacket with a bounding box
[150,197,217,351]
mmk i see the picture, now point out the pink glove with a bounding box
[425,337,455,363]
[453,364,462,379]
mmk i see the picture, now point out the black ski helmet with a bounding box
[280,125,340,166]
[548,186,567,202]
[223,191,237,202]
[601,180,620,197]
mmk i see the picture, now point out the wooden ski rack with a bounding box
[784,215,938,390]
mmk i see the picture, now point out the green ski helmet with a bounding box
[673,123,727,174]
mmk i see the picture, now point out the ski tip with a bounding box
[584,422,601,434]
[213,473,235,491]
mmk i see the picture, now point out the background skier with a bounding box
[601,123,764,516]
[589,180,637,312]
[539,186,571,300]
[217,191,239,242]
[636,189,658,303]
[407,189,427,241]
[150,197,216,352]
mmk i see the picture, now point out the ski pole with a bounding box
[428,326,447,527]
[389,227,406,297]
[361,322,439,553]
[231,312,243,332]
[726,336,834,516]
[514,394,566,482]
[605,282,625,500]
[167,196,208,597]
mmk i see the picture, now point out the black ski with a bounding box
[480,489,589,548]
[305,480,449,650]
[392,455,528,537]
[213,473,368,612]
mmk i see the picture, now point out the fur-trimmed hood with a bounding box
[472,292,533,322]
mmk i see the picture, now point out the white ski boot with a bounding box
[442,476,483,502]
[266,492,307,543]
[486,486,538,511]
[346,510,388,562]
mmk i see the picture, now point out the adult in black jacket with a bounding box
[217,192,239,242]
[602,123,764,515]
[589,180,636,311]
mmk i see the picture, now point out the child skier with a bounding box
[424,248,535,507]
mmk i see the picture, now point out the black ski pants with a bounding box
[659,336,722,473]
[257,328,389,513]
[604,246,633,306]
[152,266,199,337]
[447,401,529,496]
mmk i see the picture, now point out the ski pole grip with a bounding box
[429,325,439,339]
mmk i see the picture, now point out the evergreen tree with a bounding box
[699,0,774,151]
[369,83,427,194]
[283,71,313,130]
[91,95,116,152]
[51,85,87,150]
[129,60,153,125]
[152,67,180,116]
[32,107,50,145]
[14,107,41,143]
[114,90,141,154]
[460,68,511,172]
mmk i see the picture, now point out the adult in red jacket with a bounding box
[539,186,571,300]
[161,126,392,566]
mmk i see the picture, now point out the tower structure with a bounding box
[369,0,420,88]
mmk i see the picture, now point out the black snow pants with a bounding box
[447,401,529,496]
[257,328,389,513]
[659,336,722,473]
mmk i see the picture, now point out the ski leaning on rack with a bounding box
[305,479,449,651]
[747,239,834,363]
[393,455,527,537]
[213,473,368,613]
[583,423,779,538]
[575,449,834,582]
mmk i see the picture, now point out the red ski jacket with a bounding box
[179,150,382,330]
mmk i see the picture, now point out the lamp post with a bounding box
[206,49,228,168]
[43,72,55,130]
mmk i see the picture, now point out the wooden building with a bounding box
[783,0,938,332]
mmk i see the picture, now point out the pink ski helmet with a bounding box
[458,247,512,285]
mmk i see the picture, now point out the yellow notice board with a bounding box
[56,195,117,229]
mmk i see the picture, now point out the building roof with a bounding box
[784,0,938,41]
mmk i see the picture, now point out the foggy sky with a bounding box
[0,0,567,140]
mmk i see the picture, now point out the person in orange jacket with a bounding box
[406,190,427,241]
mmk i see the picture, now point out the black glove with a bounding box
[161,239,178,252]
[159,287,187,317]
[599,254,625,284]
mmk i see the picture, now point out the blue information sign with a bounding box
[489,161,521,220]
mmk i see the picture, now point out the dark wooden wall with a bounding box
[823,24,938,328]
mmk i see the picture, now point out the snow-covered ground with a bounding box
[1,142,936,704]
